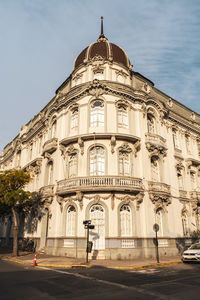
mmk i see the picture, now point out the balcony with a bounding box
[42,138,58,155]
[40,185,54,197]
[148,181,171,195]
[57,176,143,195]
[145,133,166,148]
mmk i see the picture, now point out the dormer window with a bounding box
[90,100,104,127]
[93,69,104,80]
[147,113,156,134]
[118,105,128,128]
[71,108,78,130]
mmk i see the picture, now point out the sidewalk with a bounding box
[0,250,182,270]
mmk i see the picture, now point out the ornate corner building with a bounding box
[0,20,200,259]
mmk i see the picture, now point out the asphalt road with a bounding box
[1,260,200,300]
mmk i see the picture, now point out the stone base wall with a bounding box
[40,237,195,260]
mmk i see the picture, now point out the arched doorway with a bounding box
[89,204,105,250]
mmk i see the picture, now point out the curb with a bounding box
[1,256,181,270]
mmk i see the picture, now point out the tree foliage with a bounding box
[0,169,32,256]
[0,169,32,207]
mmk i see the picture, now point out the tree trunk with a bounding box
[11,207,19,256]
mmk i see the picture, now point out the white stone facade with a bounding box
[0,31,200,259]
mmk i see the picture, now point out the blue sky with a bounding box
[0,0,200,153]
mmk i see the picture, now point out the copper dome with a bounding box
[74,35,131,71]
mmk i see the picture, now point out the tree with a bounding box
[0,169,32,256]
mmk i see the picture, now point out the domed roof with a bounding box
[74,17,132,71]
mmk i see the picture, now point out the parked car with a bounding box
[182,243,200,262]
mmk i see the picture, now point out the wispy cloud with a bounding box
[0,0,200,152]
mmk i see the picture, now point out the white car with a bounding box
[182,243,200,262]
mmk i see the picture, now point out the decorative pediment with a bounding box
[146,142,167,158]
[66,145,78,156]
[115,192,144,210]
[24,158,42,175]
[115,99,130,109]
[118,142,132,154]
[150,193,171,212]
[86,79,107,97]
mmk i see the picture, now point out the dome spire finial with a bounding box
[98,16,107,41]
[101,16,104,36]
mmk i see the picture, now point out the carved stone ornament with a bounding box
[76,191,83,210]
[111,135,116,153]
[115,192,144,210]
[69,103,78,112]
[24,158,42,175]
[191,200,200,216]
[181,204,189,217]
[44,152,52,161]
[118,142,132,155]
[150,193,171,212]
[115,99,130,109]
[167,98,173,108]
[175,162,184,172]
[142,83,151,94]
[66,145,78,156]
[78,137,84,155]
[115,69,127,78]
[59,144,66,157]
[141,103,147,117]
[146,142,167,158]
[91,55,104,63]
[86,79,107,97]
[133,141,141,157]
[73,72,83,82]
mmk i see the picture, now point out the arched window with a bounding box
[68,154,78,178]
[71,108,78,130]
[45,161,53,186]
[90,100,104,127]
[89,204,105,250]
[120,204,132,237]
[118,105,128,128]
[151,156,160,182]
[51,120,57,138]
[177,171,184,190]
[190,171,196,190]
[90,146,105,176]
[119,152,130,176]
[147,113,156,134]
[66,205,76,236]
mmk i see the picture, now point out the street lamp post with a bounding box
[153,223,160,263]
[83,220,95,263]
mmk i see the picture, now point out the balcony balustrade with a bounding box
[57,176,143,195]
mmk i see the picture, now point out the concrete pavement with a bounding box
[0,249,181,270]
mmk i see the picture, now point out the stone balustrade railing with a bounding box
[57,176,143,195]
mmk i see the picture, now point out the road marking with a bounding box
[39,266,168,299]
